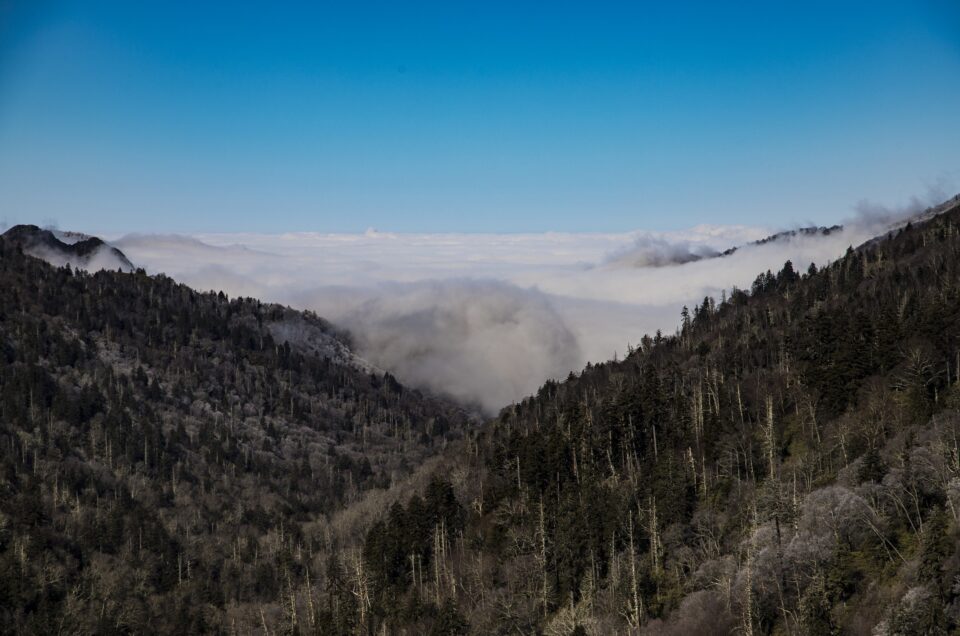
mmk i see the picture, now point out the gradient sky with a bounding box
[1,1,959,233]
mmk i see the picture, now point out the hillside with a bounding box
[342,197,960,635]
[4,196,960,635]
[0,238,469,633]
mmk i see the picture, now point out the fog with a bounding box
[293,281,582,411]
[102,197,940,413]
[602,236,721,268]
[28,243,133,273]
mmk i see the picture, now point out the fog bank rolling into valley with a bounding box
[109,200,935,412]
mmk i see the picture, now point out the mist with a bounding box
[102,197,945,413]
[28,243,133,273]
[602,236,720,268]
[293,281,581,411]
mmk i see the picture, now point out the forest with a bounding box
[3,195,960,634]
[0,235,468,633]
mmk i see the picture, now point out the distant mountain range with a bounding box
[719,223,844,256]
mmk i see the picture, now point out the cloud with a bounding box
[292,281,581,412]
[100,193,951,412]
[28,243,133,273]
[602,236,720,268]
[849,180,952,227]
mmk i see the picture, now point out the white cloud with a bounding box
[105,202,931,413]
[293,280,581,412]
[28,243,133,273]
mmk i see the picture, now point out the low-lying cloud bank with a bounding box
[104,193,947,413]
[294,281,582,411]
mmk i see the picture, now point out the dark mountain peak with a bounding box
[2,223,52,244]
[2,223,135,271]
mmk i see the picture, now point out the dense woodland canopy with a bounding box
[3,195,960,634]
[0,237,468,633]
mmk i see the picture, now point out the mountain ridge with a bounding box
[345,193,960,634]
[3,194,960,633]
[2,224,135,272]
[0,237,471,633]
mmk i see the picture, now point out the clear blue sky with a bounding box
[1,1,958,233]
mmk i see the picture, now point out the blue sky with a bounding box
[1,1,958,233]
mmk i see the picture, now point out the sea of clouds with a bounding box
[97,194,935,414]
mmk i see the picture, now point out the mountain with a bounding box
[4,194,960,634]
[0,238,470,633]
[607,222,848,271]
[2,224,135,272]
[346,195,960,635]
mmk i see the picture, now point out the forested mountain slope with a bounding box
[5,195,960,635]
[0,238,469,633]
[345,197,960,635]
